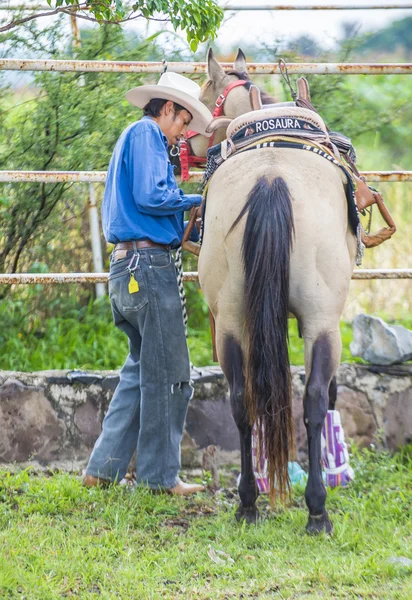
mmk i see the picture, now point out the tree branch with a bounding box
[60,8,169,25]
[0,4,89,33]
[0,4,169,34]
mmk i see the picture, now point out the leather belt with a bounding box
[114,240,171,251]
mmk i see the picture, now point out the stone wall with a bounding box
[0,364,411,471]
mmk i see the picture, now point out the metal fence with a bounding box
[1,58,412,75]
[1,56,411,284]
[1,170,412,183]
[1,270,411,284]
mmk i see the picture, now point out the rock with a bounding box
[384,389,412,449]
[181,431,199,468]
[387,556,412,568]
[1,365,411,471]
[185,392,239,452]
[350,314,412,365]
[74,399,102,446]
[0,378,65,462]
[335,386,377,448]
[67,371,103,385]
[202,445,220,490]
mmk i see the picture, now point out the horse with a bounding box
[196,49,357,534]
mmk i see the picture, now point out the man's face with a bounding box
[159,101,192,146]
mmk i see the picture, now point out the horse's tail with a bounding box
[231,176,295,503]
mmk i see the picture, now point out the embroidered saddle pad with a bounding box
[226,106,330,144]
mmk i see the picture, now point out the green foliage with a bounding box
[0,289,215,370]
[2,285,411,371]
[43,0,224,50]
[358,17,412,56]
[0,448,411,598]
[0,23,163,276]
[271,48,412,156]
[0,291,125,371]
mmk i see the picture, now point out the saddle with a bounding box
[182,77,396,256]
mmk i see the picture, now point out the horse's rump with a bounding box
[199,147,357,501]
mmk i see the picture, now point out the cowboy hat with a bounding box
[126,72,213,137]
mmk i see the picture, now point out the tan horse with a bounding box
[197,49,357,533]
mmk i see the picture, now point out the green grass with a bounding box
[2,291,411,371]
[0,447,411,599]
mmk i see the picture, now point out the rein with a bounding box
[179,79,248,180]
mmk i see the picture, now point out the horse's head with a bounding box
[179,48,277,166]
[202,49,252,115]
[186,49,276,158]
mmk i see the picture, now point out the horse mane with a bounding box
[226,70,276,105]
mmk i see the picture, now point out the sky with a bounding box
[1,1,412,56]
[122,0,412,55]
[214,1,412,51]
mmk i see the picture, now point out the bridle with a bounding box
[178,79,248,181]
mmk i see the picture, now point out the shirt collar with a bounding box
[142,116,168,150]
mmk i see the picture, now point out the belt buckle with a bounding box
[215,94,225,108]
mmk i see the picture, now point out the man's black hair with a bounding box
[143,98,191,119]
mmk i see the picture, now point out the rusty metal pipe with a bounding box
[1,59,412,75]
[351,269,412,279]
[1,170,412,183]
[0,171,106,183]
[0,270,411,284]
[0,272,199,284]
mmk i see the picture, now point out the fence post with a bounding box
[88,183,106,298]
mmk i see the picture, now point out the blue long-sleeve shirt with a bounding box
[102,117,200,247]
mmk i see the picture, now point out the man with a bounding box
[83,72,213,495]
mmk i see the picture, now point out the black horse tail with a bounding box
[231,176,295,503]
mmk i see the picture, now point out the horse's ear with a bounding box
[233,48,247,73]
[249,85,262,111]
[207,47,226,81]
[297,77,311,103]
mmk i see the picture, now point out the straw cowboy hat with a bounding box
[126,72,213,137]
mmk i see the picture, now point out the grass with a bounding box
[1,290,410,371]
[0,447,411,599]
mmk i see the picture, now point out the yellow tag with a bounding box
[128,273,139,294]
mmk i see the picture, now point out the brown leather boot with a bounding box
[82,474,111,488]
[168,480,205,496]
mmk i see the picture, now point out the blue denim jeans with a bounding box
[86,248,193,489]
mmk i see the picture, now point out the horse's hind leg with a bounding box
[221,334,259,524]
[328,376,337,410]
[303,329,342,535]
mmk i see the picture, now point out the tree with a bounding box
[358,17,412,57]
[287,35,320,58]
[0,23,177,279]
[0,1,224,51]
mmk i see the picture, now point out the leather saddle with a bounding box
[192,76,396,251]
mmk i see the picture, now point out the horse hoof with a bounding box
[306,512,334,535]
[235,504,260,524]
